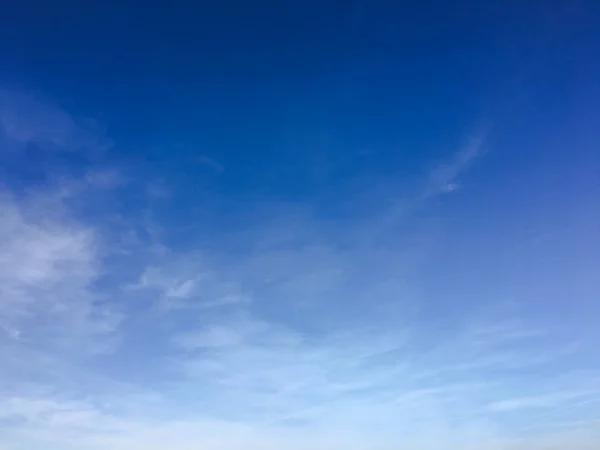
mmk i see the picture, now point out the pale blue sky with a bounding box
[1,2,600,449]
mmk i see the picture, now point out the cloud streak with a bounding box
[0,89,109,153]
[425,131,488,197]
[0,188,119,352]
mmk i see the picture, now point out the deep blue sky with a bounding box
[1,2,600,449]
[2,2,598,199]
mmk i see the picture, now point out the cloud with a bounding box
[0,89,109,153]
[488,390,600,412]
[164,299,591,437]
[131,266,200,299]
[425,130,488,197]
[84,169,126,190]
[128,256,251,310]
[195,154,225,173]
[0,184,120,353]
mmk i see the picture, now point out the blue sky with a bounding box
[1,1,600,449]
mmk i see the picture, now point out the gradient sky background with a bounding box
[1,1,600,449]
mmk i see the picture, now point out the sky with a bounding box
[1,1,600,449]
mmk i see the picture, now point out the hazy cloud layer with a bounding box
[1,89,599,450]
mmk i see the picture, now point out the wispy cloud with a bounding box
[488,389,600,412]
[195,154,225,173]
[425,129,488,197]
[0,89,109,153]
[0,187,120,352]
[84,169,126,190]
[128,254,251,310]
[0,89,121,354]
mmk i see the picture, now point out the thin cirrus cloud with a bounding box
[0,89,599,450]
[0,188,119,352]
[0,89,109,153]
[425,130,488,197]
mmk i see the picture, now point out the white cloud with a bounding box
[0,187,118,352]
[0,88,121,350]
[128,254,252,310]
[131,266,200,299]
